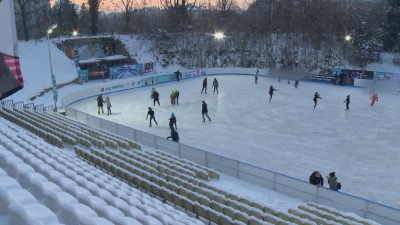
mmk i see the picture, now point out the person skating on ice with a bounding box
[269,85,277,102]
[105,96,112,115]
[212,78,219,94]
[97,94,105,114]
[201,77,207,94]
[169,112,177,130]
[152,89,160,107]
[166,127,179,142]
[255,70,259,84]
[343,95,350,110]
[201,100,211,122]
[150,87,155,98]
[294,79,299,88]
[313,92,322,108]
[173,89,179,105]
[370,93,378,106]
[146,107,158,127]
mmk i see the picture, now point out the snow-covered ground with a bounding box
[71,75,400,208]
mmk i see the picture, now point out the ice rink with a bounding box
[72,75,400,208]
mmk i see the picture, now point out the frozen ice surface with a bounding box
[72,75,400,207]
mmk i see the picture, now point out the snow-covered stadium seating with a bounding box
[0,106,381,225]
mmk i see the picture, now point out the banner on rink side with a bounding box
[142,73,175,86]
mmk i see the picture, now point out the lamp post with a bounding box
[47,24,58,112]
[345,35,351,68]
[72,31,78,49]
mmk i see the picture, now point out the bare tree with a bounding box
[15,0,32,40]
[160,0,196,29]
[121,0,136,32]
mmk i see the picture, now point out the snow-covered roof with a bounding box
[98,55,128,61]
[79,59,101,64]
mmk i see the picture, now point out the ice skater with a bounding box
[255,70,259,84]
[146,107,158,127]
[169,112,177,130]
[201,77,207,94]
[313,92,322,109]
[343,95,350,110]
[173,89,179,105]
[212,78,219,94]
[339,71,345,86]
[294,79,299,88]
[269,85,277,102]
[370,93,378,106]
[105,96,112,115]
[97,94,105,114]
[202,100,211,122]
[152,89,160,107]
[166,127,179,142]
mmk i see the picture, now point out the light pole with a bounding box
[47,24,58,112]
[345,35,351,68]
[72,31,78,49]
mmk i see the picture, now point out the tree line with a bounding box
[14,0,400,68]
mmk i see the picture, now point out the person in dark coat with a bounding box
[201,77,207,94]
[152,90,160,107]
[294,79,299,88]
[212,78,219,94]
[176,70,180,81]
[313,92,322,109]
[202,100,211,122]
[326,172,338,191]
[172,89,179,105]
[309,171,324,187]
[146,107,158,127]
[269,85,277,102]
[255,70,259,84]
[339,71,345,86]
[97,94,105,114]
[166,127,179,142]
[343,95,350,110]
[169,112,177,130]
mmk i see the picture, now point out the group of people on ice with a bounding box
[201,77,219,94]
[309,171,341,191]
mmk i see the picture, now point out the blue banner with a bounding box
[142,73,175,86]
[136,63,143,75]
[78,69,89,82]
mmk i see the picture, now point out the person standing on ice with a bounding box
[339,71,345,86]
[313,92,322,109]
[97,94,105,115]
[146,107,158,127]
[166,127,179,142]
[343,95,350,110]
[105,96,112,115]
[152,90,160,107]
[202,101,211,122]
[370,93,378,106]
[294,79,299,88]
[173,89,179,105]
[269,85,277,102]
[169,112,177,130]
[150,87,155,98]
[309,171,324,187]
[201,77,207,94]
[255,70,259,84]
[212,78,219,94]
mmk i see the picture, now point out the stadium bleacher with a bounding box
[0,106,379,225]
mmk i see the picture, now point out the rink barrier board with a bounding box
[61,69,400,225]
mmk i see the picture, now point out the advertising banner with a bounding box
[109,66,118,79]
[99,80,142,93]
[384,72,400,82]
[78,69,89,82]
[331,68,342,77]
[0,0,24,100]
[136,63,143,75]
[143,61,156,74]
[88,69,109,80]
[373,71,386,81]
[66,41,114,60]
[342,69,373,80]
[51,74,58,102]
[142,73,175,86]
[73,50,79,68]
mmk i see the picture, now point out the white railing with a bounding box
[61,68,400,225]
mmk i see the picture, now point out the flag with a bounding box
[0,0,24,100]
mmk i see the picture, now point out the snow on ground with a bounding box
[71,75,400,208]
[5,40,78,102]
[366,53,400,73]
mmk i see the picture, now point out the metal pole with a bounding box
[47,32,57,112]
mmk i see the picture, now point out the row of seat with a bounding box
[0,109,64,147]
[77,146,287,225]
[155,150,220,179]
[81,147,303,225]
[300,203,375,225]
[1,127,205,225]
[45,110,141,150]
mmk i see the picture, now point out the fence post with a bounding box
[315,187,319,203]
[154,136,157,149]
[178,144,181,158]
[363,201,369,218]
[236,161,239,178]
[133,129,136,141]
[273,174,276,191]
[205,152,208,167]
[85,114,89,124]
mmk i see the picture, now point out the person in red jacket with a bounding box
[370,93,378,106]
